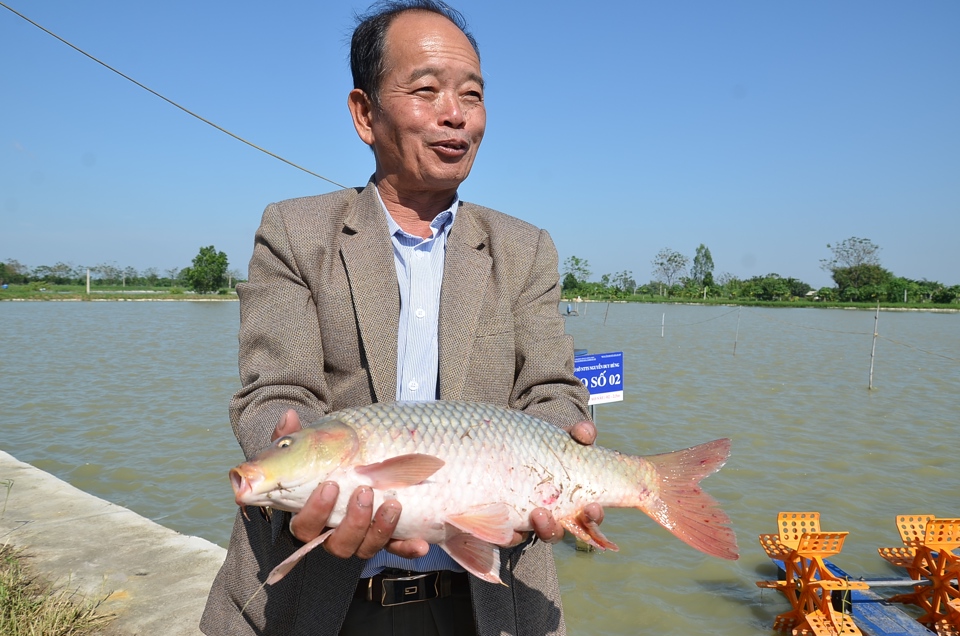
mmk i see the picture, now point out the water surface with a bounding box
[2,300,957,635]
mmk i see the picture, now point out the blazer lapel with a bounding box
[340,184,398,403]
[438,204,491,399]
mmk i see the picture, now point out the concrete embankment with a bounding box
[0,450,226,635]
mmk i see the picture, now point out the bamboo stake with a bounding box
[868,302,880,390]
[661,313,665,338]
[733,307,741,356]
[603,302,610,325]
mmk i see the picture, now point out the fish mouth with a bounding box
[230,464,266,506]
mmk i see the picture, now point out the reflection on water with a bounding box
[1,300,957,635]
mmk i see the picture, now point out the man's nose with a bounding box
[437,92,466,128]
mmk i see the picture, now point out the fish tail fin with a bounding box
[642,438,739,560]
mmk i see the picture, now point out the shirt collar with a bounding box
[378,189,459,241]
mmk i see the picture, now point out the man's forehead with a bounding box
[385,11,477,59]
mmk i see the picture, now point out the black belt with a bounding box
[355,569,470,606]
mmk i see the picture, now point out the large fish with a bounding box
[230,400,738,585]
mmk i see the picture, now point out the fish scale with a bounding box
[345,402,629,519]
[230,400,739,585]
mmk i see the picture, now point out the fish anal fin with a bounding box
[560,514,619,551]
[440,531,503,585]
[642,438,739,561]
[266,528,335,585]
[354,454,445,489]
[446,503,515,545]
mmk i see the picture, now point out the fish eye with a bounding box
[277,437,293,448]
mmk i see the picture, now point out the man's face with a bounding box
[357,11,485,197]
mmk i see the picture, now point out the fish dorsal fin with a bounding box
[440,531,503,585]
[354,454,445,489]
[446,504,516,545]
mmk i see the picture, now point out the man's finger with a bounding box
[566,420,597,446]
[385,537,431,560]
[322,487,374,558]
[272,409,302,441]
[289,481,338,543]
[530,507,563,544]
[354,499,402,559]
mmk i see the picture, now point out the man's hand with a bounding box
[272,409,429,560]
[530,420,604,544]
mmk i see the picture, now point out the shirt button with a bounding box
[408,380,419,391]
[415,308,426,319]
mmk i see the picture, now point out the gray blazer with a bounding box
[201,181,590,636]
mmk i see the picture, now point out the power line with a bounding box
[1,1,347,189]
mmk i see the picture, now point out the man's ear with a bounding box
[348,89,376,146]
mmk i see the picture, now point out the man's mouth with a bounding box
[431,139,469,156]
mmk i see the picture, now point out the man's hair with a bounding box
[350,0,480,106]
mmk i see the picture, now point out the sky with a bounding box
[2,1,958,289]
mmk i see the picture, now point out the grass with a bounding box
[0,284,236,301]
[564,295,959,311]
[0,544,114,636]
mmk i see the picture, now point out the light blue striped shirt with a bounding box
[360,191,464,577]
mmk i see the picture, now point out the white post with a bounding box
[868,302,880,390]
[86,269,90,294]
[733,308,741,356]
[661,313,665,338]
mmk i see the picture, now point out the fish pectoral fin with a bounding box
[446,504,516,545]
[266,528,335,585]
[560,515,619,551]
[354,454,445,489]
[440,531,504,585]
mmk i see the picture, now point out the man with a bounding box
[201,2,600,634]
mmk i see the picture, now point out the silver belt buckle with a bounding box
[380,572,439,606]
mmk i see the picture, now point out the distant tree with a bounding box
[562,256,591,285]
[185,245,228,294]
[821,237,883,297]
[932,285,960,304]
[690,244,715,288]
[92,262,122,285]
[226,268,245,288]
[743,273,790,301]
[832,264,892,301]
[0,259,29,285]
[821,237,881,271]
[611,270,636,295]
[651,248,689,290]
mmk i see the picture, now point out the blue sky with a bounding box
[2,0,958,288]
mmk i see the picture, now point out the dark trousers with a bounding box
[338,582,477,636]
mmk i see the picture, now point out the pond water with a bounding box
[1,300,957,635]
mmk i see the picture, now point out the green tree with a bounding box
[820,237,883,296]
[185,245,229,294]
[832,264,892,301]
[690,244,715,288]
[611,270,636,295]
[651,248,689,292]
[562,256,591,286]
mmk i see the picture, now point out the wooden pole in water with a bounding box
[603,302,610,325]
[661,313,665,338]
[869,302,880,390]
[733,307,741,356]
